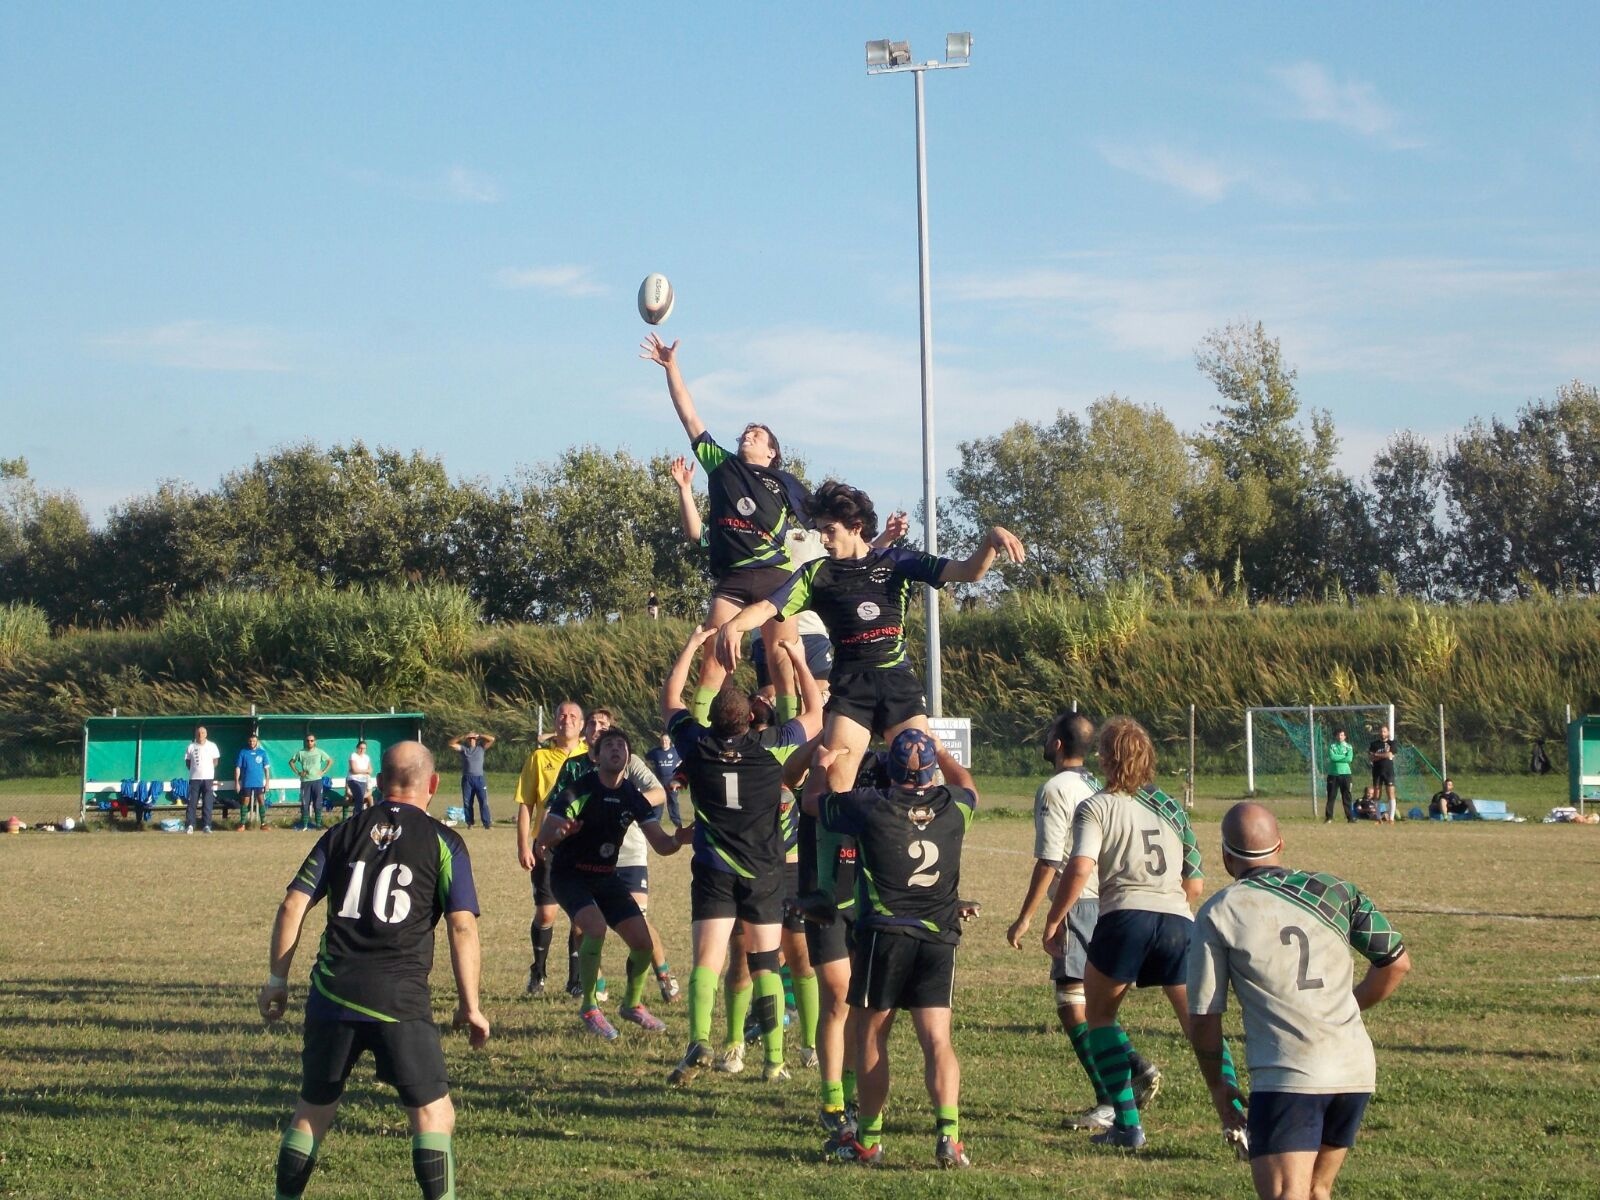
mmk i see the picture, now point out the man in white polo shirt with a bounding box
[185,724,223,834]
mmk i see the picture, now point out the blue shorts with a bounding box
[1248,1091,1370,1157]
[614,864,649,895]
[1086,908,1190,988]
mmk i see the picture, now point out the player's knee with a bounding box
[409,1093,455,1135]
[747,948,781,976]
[1055,980,1085,1007]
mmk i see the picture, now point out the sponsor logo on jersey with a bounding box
[600,842,615,859]
[369,822,403,849]
[857,601,881,620]
[736,496,757,517]
[761,477,782,495]
[869,566,894,584]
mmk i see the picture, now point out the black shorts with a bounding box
[713,565,794,607]
[691,864,784,925]
[754,631,834,686]
[551,867,644,928]
[781,861,805,932]
[1086,908,1191,988]
[530,857,556,908]
[805,911,856,966]
[1372,763,1395,786]
[847,929,956,1011]
[1248,1091,1370,1157]
[300,1017,448,1109]
[825,668,927,739]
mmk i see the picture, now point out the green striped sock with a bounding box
[1087,1023,1139,1131]
[859,1111,884,1150]
[1068,1021,1109,1105]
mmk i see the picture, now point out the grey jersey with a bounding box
[1070,788,1201,919]
[1034,767,1099,902]
[1188,866,1406,1094]
[617,754,666,868]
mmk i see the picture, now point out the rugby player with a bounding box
[642,334,810,722]
[538,728,692,1039]
[1041,717,1235,1152]
[659,627,823,1086]
[514,701,586,996]
[1188,803,1411,1200]
[259,741,489,1200]
[805,729,978,1169]
[714,480,1023,792]
[1006,711,1160,1130]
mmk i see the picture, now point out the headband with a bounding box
[1222,838,1281,860]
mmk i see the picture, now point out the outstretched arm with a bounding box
[640,334,706,442]
[935,743,975,797]
[778,639,826,741]
[939,526,1026,585]
[642,819,682,857]
[662,626,717,726]
[669,456,704,544]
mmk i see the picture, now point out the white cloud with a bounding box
[493,265,608,297]
[90,320,290,372]
[1270,61,1421,148]
[444,165,502,203]
[1096,142,1241,202]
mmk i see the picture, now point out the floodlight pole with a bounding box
[868,39,969,717]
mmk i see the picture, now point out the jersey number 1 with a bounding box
[336,862,414,924]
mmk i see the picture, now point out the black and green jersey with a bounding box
[289,803,478,1023]
[821,784,977,944]
[669,709,808,878]
[547,772,660,874]
[770,546,949,672]
[798,809,858,912]
[693,431,811,579]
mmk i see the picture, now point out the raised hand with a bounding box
[669,455,696,490]
[883,511,910,541]
[639,332,679,369]
[988,526,1026,563]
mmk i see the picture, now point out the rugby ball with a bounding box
[638,273,675,325]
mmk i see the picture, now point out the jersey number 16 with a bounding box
[336,862,414,924]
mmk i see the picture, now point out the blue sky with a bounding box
[3,2,1596,523]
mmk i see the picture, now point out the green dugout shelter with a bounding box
[1568,715,1600,813]
[81,712,425,818]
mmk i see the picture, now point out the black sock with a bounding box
[275,1128,317,1200]
[566,928,581,986]
[532,923,553,978]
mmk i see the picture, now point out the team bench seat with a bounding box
[87,778,353,824]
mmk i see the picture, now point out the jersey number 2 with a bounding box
[907,839,940,887]
[1280,925,1325,990]
[336,862,414,924]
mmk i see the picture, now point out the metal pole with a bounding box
[1438,703,1447,780]
[1308,704,1317,818]
[1245,709,1255,796]
[913,68,942,718]
[1187,703,1196,811]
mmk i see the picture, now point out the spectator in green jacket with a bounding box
[289,734,334,831]
[1325,729,1355,823]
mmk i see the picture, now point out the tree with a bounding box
[1367,432,1446,597]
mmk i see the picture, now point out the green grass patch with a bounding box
[2,789,1596,1197]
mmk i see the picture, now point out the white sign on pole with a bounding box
[926,717,973,767]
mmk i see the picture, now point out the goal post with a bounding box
[1246,704,1395,815]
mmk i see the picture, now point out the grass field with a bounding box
[2,771,1597,1198]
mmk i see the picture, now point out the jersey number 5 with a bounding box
[1140,828,1167,876]
[336,862,414,924]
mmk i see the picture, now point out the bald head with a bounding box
[1220,802,1283,877]
[378,741,439,808]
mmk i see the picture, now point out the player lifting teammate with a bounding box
[259,742,489,1200]
[538,727,691,1040]
[804,730,979,1170]
[660,627,824,1086]
[641,333,811,724]
[1188,803,1411,1200]
[714,480,1024,792]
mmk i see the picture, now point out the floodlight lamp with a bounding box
[945,32,972,64]
[866,39,892,67]
[888,40,912,67]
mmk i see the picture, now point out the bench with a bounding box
[88,777,356,826]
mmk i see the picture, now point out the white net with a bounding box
[1248,706,1441,816]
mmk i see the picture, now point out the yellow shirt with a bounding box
[514,740,586,819]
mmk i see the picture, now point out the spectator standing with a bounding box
[290,734,334,831]
[1367,727,1398,823]
[647,591,660,620]
[447,732,497,829]
[645,732,684,827]
[184,724,222,835]
[1325,730,1355,824]
[236,733,273,830]
[346,741,374,813]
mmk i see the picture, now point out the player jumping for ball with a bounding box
[642,333,811,724]
[713,480,1023,793]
